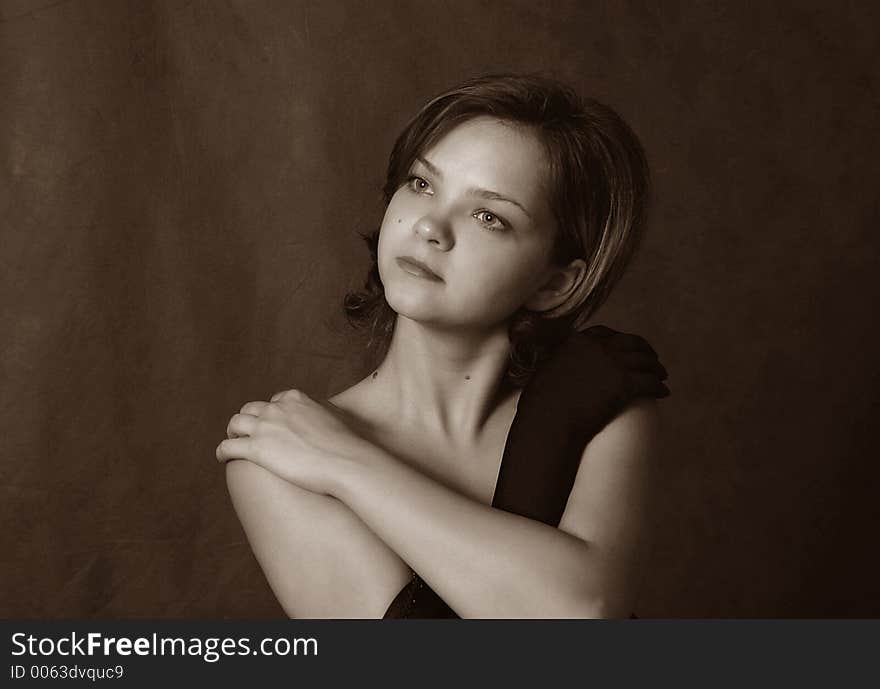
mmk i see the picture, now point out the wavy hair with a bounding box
[343,73,652,386]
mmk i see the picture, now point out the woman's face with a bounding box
[377,116,560,331]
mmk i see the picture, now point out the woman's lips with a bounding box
[396,256,443,282]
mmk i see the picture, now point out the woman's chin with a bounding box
[385,297,442,324]
[384,284,505,331]
[382,293,449,326]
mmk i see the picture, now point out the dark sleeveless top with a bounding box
[383,329,664,618]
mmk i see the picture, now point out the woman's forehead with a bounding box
[419,116,552,215]
[424,116,546,166]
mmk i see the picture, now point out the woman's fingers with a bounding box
[218,394,306,465]
[227,412,259,439]
[583,326,661,360]
[216,436,254,463]
[628,371,671,399]
[241,400,270,415]
[270,388,307,403]
[582,324,615,339]
[616,350,668,379]
[611,331,657,356]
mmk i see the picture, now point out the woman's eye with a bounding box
[474,210,507,231]
[406,176,432,194]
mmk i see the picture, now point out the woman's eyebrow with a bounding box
[415,155,533,220]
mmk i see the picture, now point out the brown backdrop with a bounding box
[2,0,878,617]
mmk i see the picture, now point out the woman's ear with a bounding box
[524,258,587,312]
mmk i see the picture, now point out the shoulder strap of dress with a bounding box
[491,392,587,527]
[492,328,665,527]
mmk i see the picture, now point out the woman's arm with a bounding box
[225,459,413,618]
[330,397,660,619]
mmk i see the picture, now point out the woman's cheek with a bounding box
[488,259,545,313]
[462,270,524,320]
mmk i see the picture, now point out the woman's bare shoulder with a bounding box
[225,373,377,499]
[224,381,411,617]
[224,459,327,520]
[326,375,387,436]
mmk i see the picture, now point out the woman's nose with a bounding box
[414,215,454,250]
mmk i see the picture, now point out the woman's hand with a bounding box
[215,388,366,496]
[581,325,670,399]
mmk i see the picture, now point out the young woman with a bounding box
[216,73,670,619]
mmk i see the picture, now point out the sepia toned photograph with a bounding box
[2,0,877,620]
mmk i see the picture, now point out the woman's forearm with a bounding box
[330,445,605,619]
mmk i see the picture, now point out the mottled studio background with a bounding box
[1,0,878,617]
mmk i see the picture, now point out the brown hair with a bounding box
[343,72,652,386]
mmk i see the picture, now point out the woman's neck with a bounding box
[374,315,514,442]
